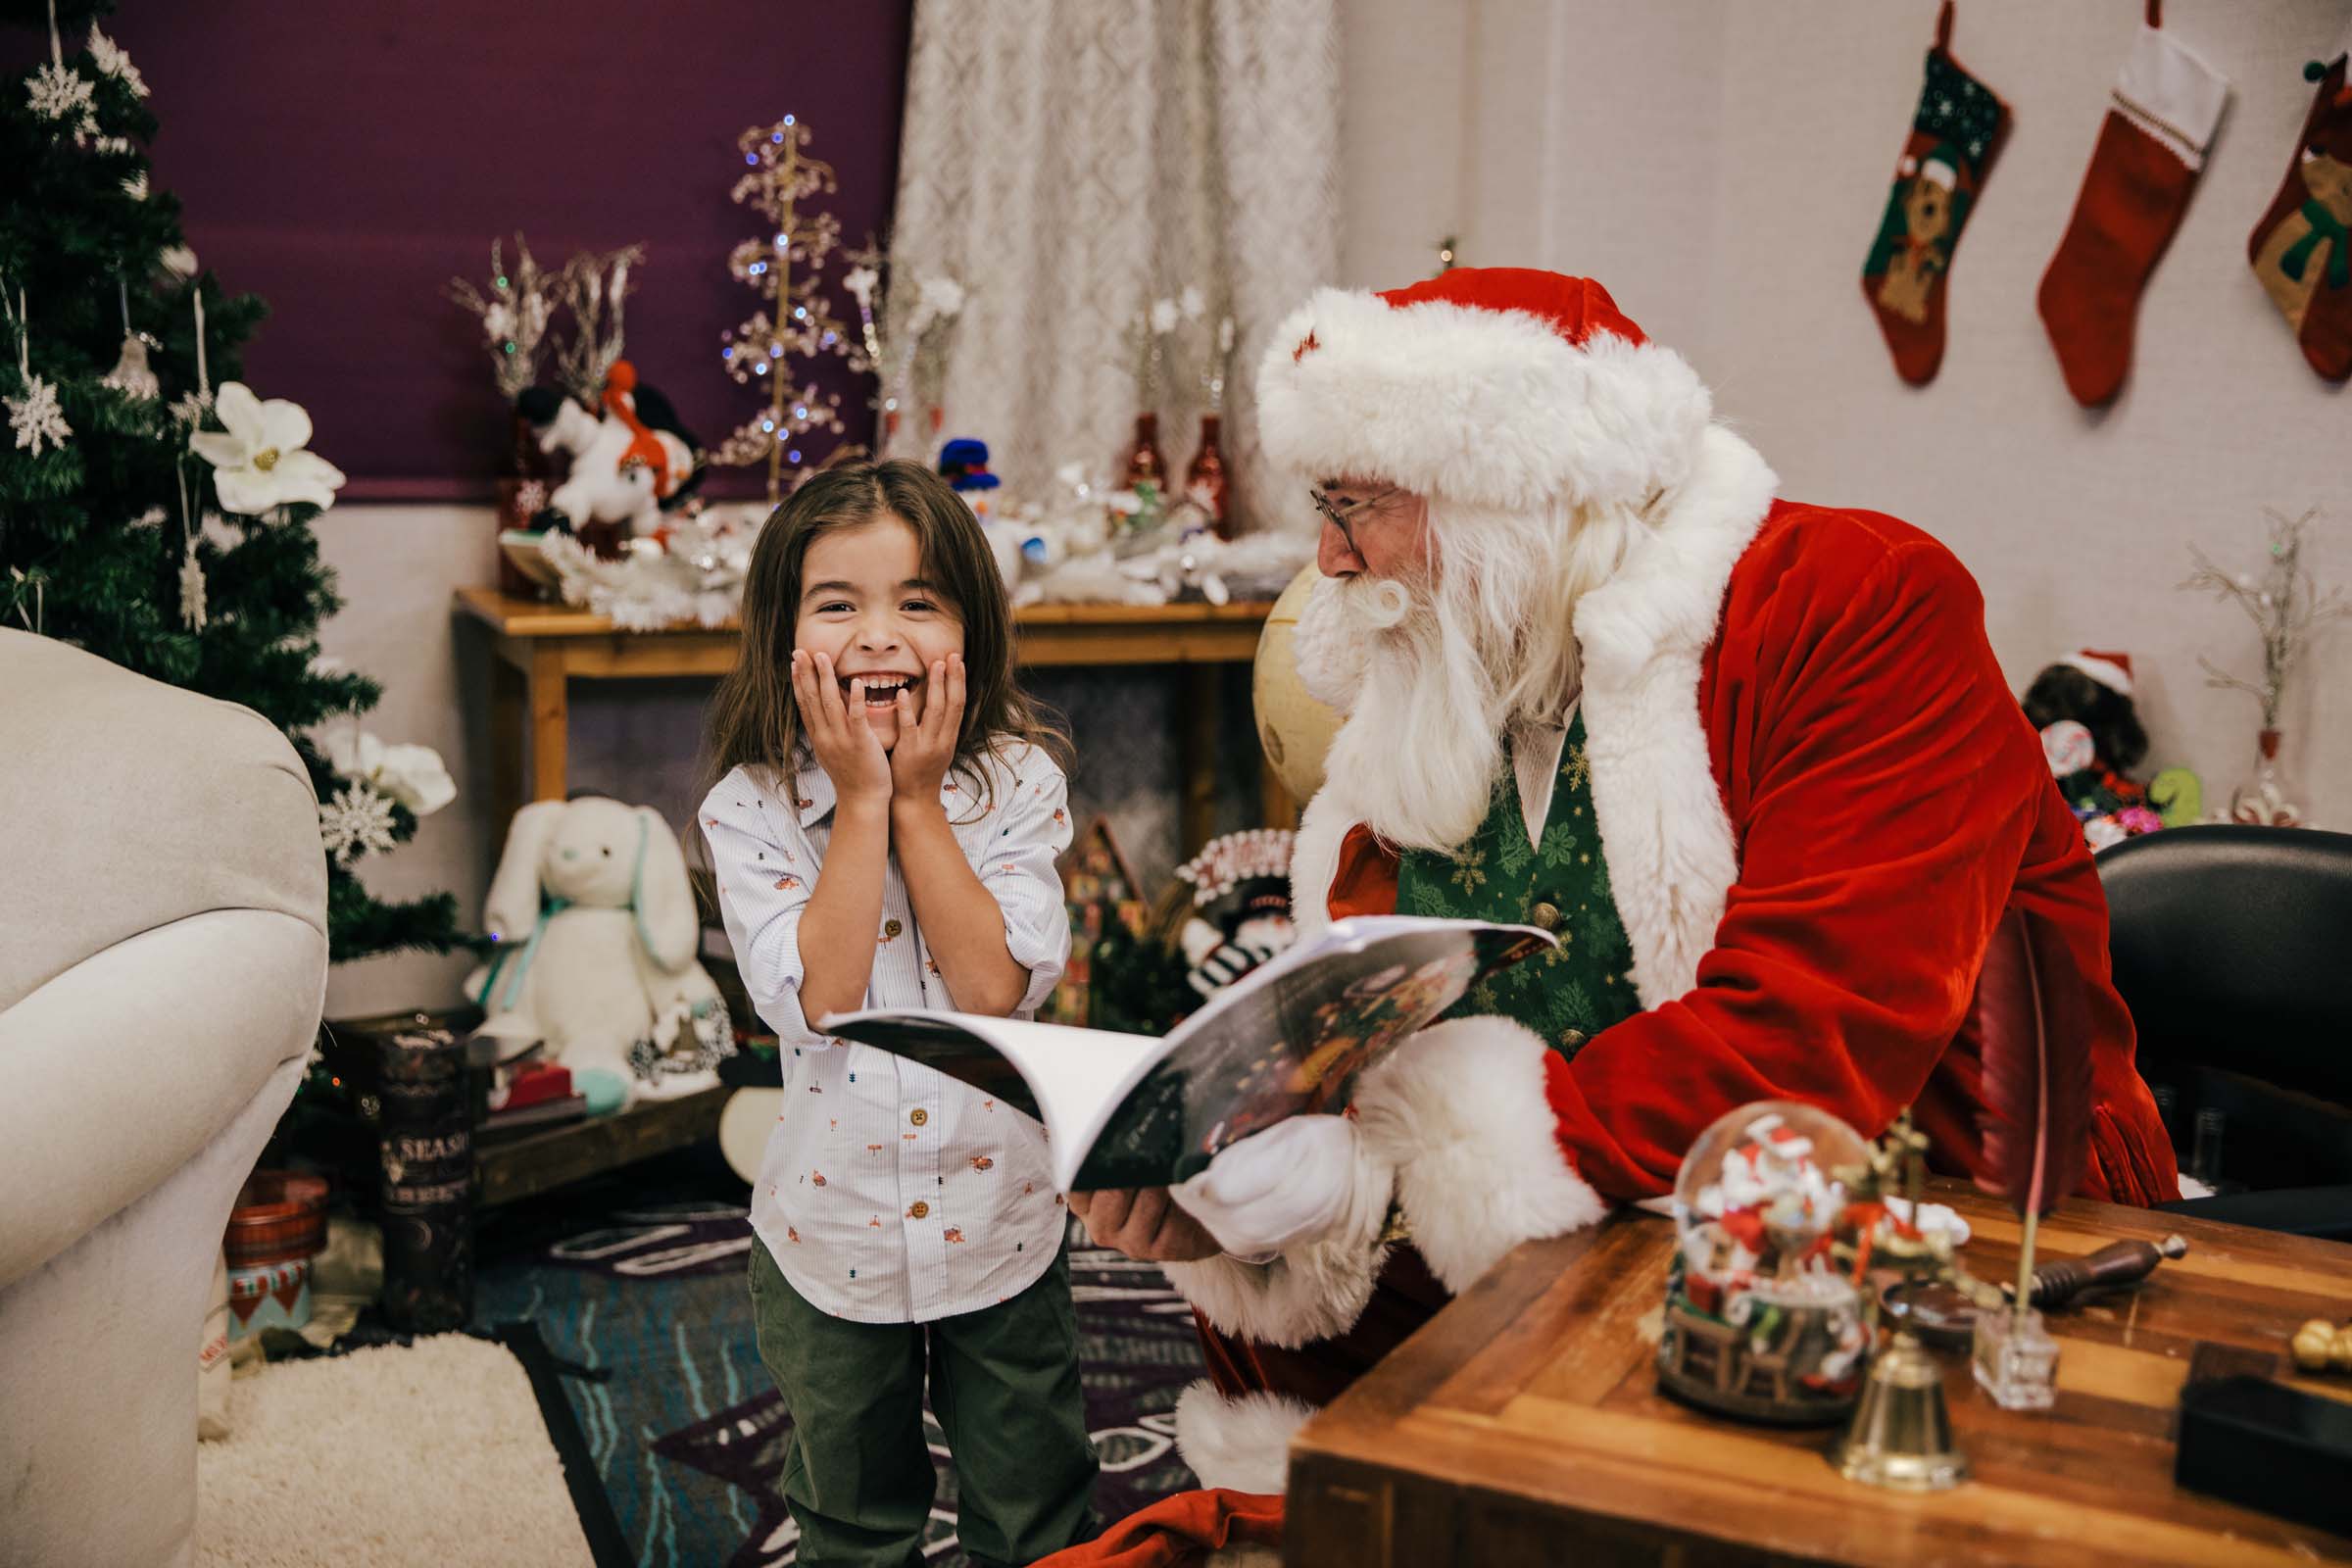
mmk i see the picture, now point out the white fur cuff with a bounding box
[1161,1132,1396,1348]
[1174,1383,1317,1494]
[1353,1015,1608,1293]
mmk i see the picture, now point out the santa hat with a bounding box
[1254,268,1713,515]
[2058,648,2134,697]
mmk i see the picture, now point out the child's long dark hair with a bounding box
[702,461,1069,810]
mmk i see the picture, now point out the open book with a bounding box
[820,915,1553,1192]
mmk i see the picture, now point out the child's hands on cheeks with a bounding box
[792,649,893,808]
[888,655,965,806]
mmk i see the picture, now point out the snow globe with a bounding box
[1656,1101,1875,1425]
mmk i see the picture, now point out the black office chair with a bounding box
[2095,823,2352,1241]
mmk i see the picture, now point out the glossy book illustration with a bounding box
[820,915,1553,1192]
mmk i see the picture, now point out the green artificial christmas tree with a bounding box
[1,0,464,966]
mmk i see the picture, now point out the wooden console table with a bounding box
[454,587,1292,854]
[1288,1182,2352,1566]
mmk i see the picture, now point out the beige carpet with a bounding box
[196,1334,593,1567]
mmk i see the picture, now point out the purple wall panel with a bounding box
[105,1,914,497]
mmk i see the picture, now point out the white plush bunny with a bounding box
[465,797,731,1110]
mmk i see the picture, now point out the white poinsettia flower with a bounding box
[323,727,456,816]
[159,245,198,277]
[842,265,878,304]
[188,382,346,514]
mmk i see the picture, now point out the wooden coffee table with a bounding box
[1287,1182,2352,1565]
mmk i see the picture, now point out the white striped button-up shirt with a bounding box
[701,742,1073,1323]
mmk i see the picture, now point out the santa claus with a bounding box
[1068,268,2179,1516]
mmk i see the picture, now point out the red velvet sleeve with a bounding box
[1547,537,2041,1198]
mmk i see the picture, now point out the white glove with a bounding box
[1172,1114,1368,1260]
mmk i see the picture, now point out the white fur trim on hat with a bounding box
[1254,287,1713,513]
[2058,651,2133,697]
[1353,1015,1608,1292]
[1174,1383,1316,1494]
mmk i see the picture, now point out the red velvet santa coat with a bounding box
[1160,423,2179,1488]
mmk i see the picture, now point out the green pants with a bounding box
[748,1240,1099,1568]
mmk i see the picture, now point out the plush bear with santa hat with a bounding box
[2023,648,2170,848]
[1059,269,2179,1543]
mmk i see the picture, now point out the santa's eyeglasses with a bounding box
[1307,483,1403,557]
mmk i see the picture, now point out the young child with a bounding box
[700,461,1095,1567]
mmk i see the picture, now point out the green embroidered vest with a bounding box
[1394,711,1639,1062]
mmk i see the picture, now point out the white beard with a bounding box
[1295,497,1636,853]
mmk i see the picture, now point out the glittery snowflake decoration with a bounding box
[319,781,400,865]
[177,541,207,631]
[85,24,148,98]
[25,63,94,124]
[8,372,71,455]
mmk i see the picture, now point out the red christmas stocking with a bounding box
[1861,1,2011,385]
[2037,7,2230,407]
[2247,19,2352,381]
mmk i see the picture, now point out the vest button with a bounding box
[910,1108,929,1127]
[884,918,904,939]
[1532,901,1563,932]
[909,1200,930,1219]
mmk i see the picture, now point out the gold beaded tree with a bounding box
[711,116,853,501]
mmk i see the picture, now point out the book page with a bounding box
[1120,916,1553,1185]
[816,1010,1167,1193]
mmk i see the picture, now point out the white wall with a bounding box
[1341,0,2350,824]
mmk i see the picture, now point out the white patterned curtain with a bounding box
[884,0,1340,536]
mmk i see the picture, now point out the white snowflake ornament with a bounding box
[7,372,71,455]
[319,782,400,865]
[177,540,207,631]
[25,63,94,124]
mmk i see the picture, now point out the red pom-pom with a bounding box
[605,360,638,393]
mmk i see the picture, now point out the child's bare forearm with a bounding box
[796,798,891,1023]
[891,797,1027,1015]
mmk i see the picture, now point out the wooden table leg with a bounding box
[489,642,524,838]
[528,644,569,803]
[1181,664,1219,856]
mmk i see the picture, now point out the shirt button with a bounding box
[1532,902,1563,932]
[909,1108,928,1127]
[909,1200,930,1219]
[884,918,903,938]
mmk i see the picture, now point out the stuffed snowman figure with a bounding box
[466,797,731,1110]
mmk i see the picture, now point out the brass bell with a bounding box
[1829,1330,1970,1492]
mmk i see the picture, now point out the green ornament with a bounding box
[2149,767,2203,828]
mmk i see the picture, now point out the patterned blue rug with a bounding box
[473,1151,1205,1566]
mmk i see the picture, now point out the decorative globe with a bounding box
[1672,1100,1872,1252]
[1657,1101,1875,1425]
[1251,565,1344,807]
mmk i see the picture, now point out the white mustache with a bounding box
[1331,575,1414,631]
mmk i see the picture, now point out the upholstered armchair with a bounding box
[0,629,328,1568]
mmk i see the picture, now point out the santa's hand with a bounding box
[1172,1114,1368,1259]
